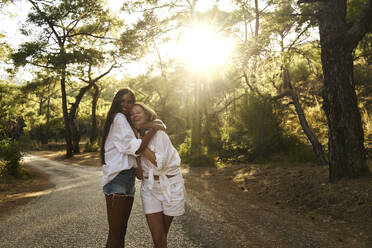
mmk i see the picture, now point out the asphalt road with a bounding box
[0,155,242,248]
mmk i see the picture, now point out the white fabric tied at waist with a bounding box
[147,167,179,203]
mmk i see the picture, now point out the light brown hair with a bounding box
[132,102,157,122]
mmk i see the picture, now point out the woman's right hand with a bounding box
[135,157,143,180]
[151,123,166,132]
[135,167,143,180]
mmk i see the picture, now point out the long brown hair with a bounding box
[100,88,135,164]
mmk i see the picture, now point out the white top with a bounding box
[102,113,141,186]
[140,130,182,202]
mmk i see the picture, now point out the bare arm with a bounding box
[137,120,166,132]
[142,147,157,166]
[135,157,143,180]
[135,123,165,154]
[135,128,156,154]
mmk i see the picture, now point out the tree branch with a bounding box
[298,0,327,3]
[347,0,372,49]
[271,90,291,101]
[213,93,247,117]
[28,0,63,47]
[65,32,117,40]
[242,72,265,98]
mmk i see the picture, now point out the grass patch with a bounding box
[0,162,34,184]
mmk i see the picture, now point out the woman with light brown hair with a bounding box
[130,102,185,248]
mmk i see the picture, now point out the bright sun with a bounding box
[176,26,234,71]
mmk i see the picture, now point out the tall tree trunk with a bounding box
[273,68,328,166]
[44,93,50,144]
[70,119,80,154]
[191,76,201,158]
[284,69,327,165]
[289,88,327,165]
[38,99,46,144]
[189,1,202,162]
[70,64,114,153]
[283,72,327,166]
[317,0,369,181]
[90,83,100,144]
[70,83,95,154]
[60,67,73,158]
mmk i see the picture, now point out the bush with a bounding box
[178,136,215,166]
[0,123,23,177]
[84,141,99,152]
[178,136,192,163]
[218,94,286,163]
[189,154,215,167]
[0,139,23,176]
[0,159,6,178]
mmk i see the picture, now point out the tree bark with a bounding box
[189,2,202,162]
[90,83,100,144]
[317,0,370,181]
[44,92,50,144]
[273,68,328,166]
[70,119,80,154]
[191,76,202,158]
[70,83,95,154]
[289,88,327,165]
[70,65,114,153]
[60,67,73,158]
[283,69,327,165]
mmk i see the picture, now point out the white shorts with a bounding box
[140,173,185,216]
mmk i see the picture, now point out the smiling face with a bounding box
[130,105,150,128]
[120,93,134,115]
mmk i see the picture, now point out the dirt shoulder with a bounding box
[183,163,372,247]
[3,150,372,247]
[0,162,54,219]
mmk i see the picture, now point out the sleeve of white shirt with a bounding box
[152,131,174,170]
[111,114,141,156]
[154,118,167,129]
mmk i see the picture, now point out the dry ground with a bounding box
[1,150,371,247]
[0,163,54,218]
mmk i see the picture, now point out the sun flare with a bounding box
[176,26,234,71]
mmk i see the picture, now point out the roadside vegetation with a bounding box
[0,0,371,213]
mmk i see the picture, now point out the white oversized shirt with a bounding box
[102,113,141,186]
[140,130,182,202]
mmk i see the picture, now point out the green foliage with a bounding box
[178,136,192,163]
[270,134,316,164]
[219,94,288,163]
[178,135,215,166]
[84,141,99,152]
[346,0,368,22]
[189,154,215,167]
[1,0,370,171]
[0,33,11,61]
[0,125,23,177]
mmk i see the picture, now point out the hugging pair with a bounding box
[101,88,185,248]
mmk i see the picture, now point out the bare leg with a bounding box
[105,194,134,248]
[105,195,113,247]
[163,214,173,237]
[145,212,167,248]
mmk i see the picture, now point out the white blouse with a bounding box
[102,113,141,186]
[140,130,182,202]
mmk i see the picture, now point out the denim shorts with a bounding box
[103,167,136,197]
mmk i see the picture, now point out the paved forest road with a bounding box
[0,155,243,248]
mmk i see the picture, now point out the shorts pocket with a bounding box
[170,180,184,201]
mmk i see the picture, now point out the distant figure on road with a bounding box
[131,103,185,248]
[101,88,165,248]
